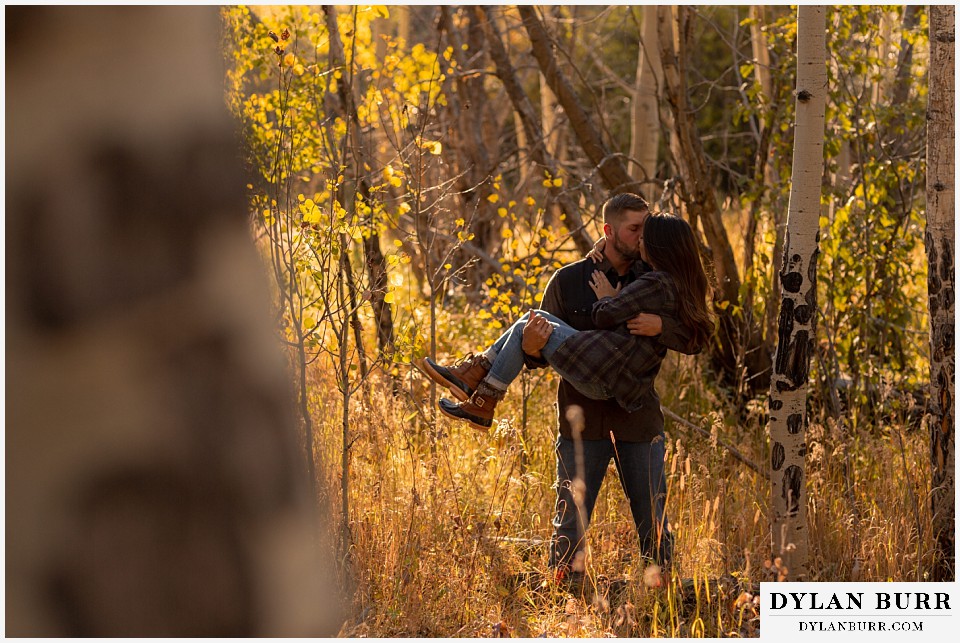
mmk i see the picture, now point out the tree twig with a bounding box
[661,406,768,479]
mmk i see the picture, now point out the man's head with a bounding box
[601,193,650,262]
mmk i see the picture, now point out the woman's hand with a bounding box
[586,237,606,263]
[588,270,621,299]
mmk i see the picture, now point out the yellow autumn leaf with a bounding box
[487,194,500,203]
[384,291,395,304]
[284,53,296,67]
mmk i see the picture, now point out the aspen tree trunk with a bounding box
[539,6,565,227]
[437,7,499,286]
[517,5,638,194]
[514,111,529,186]
[768,5,826,582]
[926,3,955,583]
[474,6,594,254]
[540,6,564,163]
[744,5,775,275]
[323,6,395,357]
[752,6,790,357]
[630,5,661,183]
[541,78,563,161]
[658,5,770,389]
[749,6,773,101]
[396,5,410,45]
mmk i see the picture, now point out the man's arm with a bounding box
[658,315,701,355]
[627,311,702,355]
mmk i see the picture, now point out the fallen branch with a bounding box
[661,406,768,479]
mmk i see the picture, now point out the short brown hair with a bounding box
[601,193,649,227]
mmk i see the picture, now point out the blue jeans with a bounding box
[548,433,673,569]
[483,310,609,400]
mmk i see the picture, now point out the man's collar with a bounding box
[596,253,649,278]
[594,254,616,274]
[630,258,652,277]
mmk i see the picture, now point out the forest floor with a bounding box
[306,339,933,637]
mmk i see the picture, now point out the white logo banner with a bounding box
[760,582,957,641]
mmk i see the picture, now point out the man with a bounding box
[521,193,701,589]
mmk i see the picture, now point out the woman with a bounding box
[415,213,713,431]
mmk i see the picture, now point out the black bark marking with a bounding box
[793,305,813,324]
[807,246,819,287]
[788,331,812,383]
[775,299,796,375]
[787,413,804,434]
[783,465,803,516]
[805,279,818,309]
[939,238,953,283]
[769,399,783,411]
[797,89,812,102]
[771,442,785,471]
[775,330,812,391]
[782,271,803,293]
[781,253,804,293]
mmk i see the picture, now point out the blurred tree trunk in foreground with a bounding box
[926,3,955,583]
[6,6,337,636]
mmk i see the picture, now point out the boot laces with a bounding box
[453,352,479,368]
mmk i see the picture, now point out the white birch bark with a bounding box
[767,5,827,582]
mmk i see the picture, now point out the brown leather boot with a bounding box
[438,381,505,431]
[414,353,491,402]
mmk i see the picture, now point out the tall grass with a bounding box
[302,332,934,637]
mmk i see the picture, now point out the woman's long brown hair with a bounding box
[643,213,714,350]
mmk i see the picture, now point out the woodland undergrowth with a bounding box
[304,323,933,637]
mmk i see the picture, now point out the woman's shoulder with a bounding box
[636,271,678,304]
[636,270,675,290]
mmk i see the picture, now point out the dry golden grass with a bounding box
[300,339,935,637]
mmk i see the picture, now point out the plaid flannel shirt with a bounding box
[549,270,678,413]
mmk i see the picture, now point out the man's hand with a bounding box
[627,313,662,336]
[522,311,553,358]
